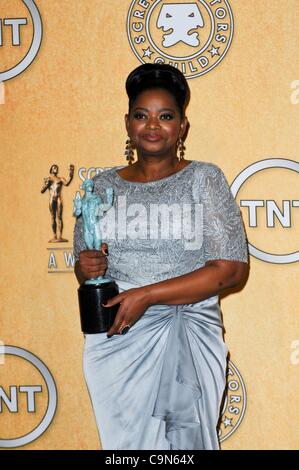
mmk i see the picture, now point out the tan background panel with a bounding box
[0,0,298,449]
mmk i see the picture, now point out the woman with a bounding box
[73,63,248,450]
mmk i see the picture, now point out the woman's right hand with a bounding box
[78,243,108,280]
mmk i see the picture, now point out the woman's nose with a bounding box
[146,116,160,129]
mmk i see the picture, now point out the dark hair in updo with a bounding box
[126,63,190,118]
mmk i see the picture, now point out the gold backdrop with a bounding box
[0,0,298,450]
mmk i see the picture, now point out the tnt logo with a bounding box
[0,386,42,413]
[0,345,57,448]
[231,159,299,264]
[0,17,27,46]
[0,0,42,82]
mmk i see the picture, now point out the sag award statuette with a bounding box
[73,179,119,334]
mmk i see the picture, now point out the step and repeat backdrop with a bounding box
[0,0,298,450]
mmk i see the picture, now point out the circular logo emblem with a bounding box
[127,0,234,79]
[218,360,247,442]
[231,158,299,264]
[0,345,57,448]
[0,0,43,82]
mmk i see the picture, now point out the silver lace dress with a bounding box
[73,160,248,450]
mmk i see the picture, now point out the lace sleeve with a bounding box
[73,216,86,263]
[202,165,248,263]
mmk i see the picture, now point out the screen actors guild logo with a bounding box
[218,360,247,443]
[0,0,43,82]
[41,164,74,243]
[157,3,204,47]
[127,0,234,79]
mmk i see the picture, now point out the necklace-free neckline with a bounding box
[113,160,196,185]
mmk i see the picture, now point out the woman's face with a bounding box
[125,88,187,158]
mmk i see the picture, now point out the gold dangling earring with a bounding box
[178,137,185,162]
[125,137,134,165]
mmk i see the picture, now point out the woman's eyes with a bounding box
[133,112,147,120]
[133,113,174,120]
[160,113,174,120]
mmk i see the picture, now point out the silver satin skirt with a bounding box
[83,279,228,450]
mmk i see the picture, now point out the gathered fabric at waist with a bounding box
[84,277,228,449]
[113,278,222,329]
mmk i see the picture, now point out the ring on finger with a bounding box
[119,324,131,335]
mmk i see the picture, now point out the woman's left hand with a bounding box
[103,287,153,337]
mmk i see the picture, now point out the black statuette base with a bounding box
[78,281,119,334]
